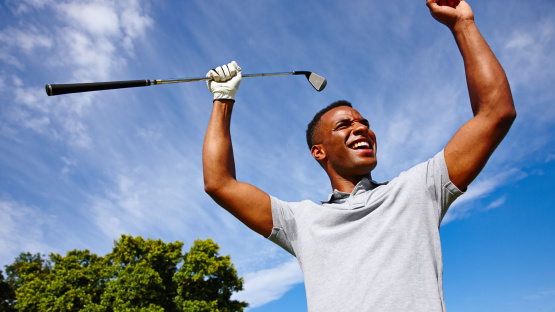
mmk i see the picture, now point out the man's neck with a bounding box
[330,173,372,194]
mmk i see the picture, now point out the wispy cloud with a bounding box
[502,19,555,90]
[0,25,52,68]
[442,168,528,224]
[523,289,555,300]
[232,258,304,309]
[0,199,52,264]
[1,0,154,147]
[484,196,507,211]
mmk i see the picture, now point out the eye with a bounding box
[334,122,349,130]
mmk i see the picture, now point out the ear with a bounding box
[311,144,326,162]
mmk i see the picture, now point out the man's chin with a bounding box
[348,162,377,177]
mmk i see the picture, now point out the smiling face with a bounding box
[311,106,377,179]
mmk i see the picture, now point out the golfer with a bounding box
[203,0,515,310]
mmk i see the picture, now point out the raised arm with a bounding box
[202,61,273,237]
[427,0,516,190]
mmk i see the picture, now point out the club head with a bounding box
[305,72,327,92]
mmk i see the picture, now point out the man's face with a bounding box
[313,106,377,177]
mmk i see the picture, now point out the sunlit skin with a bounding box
[311,106,378,193]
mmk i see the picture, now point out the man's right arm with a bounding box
[202,62,273,237]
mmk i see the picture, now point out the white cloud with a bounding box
[60,2,121,37]
[119,0,154,38]
[484,196,507,211]
[58,28,121,81]
[0,0,154,146]
[232,258,304,309]
[502,18,555,101]
[442,168,528,224]
[0,51,22,68]
[5,0,53,13]
[0,199,52,265]
[0,26,53,55]
[91,197,128,239]
[0,25,52,69]
[86,154,220,240]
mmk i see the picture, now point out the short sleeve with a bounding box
[425,150,464,221]
[267,196,297,256]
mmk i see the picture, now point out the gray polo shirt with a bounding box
[268,150,463,311]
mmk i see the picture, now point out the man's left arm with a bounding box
[427,0,516,190]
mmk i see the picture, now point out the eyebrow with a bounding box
[335,118,351,125]
[334,118,370,126]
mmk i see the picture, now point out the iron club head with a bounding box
[306,72,327,92]
[292,71,327,92]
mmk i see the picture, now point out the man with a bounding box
[203,0,515,311]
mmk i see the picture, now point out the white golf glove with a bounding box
[206,61,242,101]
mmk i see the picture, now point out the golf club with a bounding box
[45,71,327,96]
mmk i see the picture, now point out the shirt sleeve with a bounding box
[425,150,464,222]
[267,196,297,256]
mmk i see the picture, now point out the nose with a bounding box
[352,121,369,135]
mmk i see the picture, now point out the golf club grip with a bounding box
[45,79,150,96]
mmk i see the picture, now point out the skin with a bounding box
[203,100,273,237]
[203,0,516,238]
[311,106,378,193]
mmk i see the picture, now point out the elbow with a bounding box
[203,176,233,198]
[501,101,517,124]
[494,103,516,132]
[203,167,236,197]
[204,180,220,197]
[508,106,517,122]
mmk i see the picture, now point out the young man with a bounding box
[203,1,515,310]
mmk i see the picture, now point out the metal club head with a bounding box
[292,71,327,92]
[306,72,327,92]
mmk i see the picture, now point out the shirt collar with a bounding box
[320,177,388,204]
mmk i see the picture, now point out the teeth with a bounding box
[352,142,370,149]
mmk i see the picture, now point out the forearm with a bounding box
[203,100,237,192]
[452,20,515,118]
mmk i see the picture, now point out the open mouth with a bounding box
[349,141,371,150]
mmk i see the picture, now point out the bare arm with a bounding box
[203,65,273,237]
[427,0,516,190]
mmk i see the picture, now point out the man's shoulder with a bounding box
[270,195,320,209]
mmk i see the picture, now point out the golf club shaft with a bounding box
[45,72,310,96]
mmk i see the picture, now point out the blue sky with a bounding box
[1,0,554,311]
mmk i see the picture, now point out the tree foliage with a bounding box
[0,236,247,312]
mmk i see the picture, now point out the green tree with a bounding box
[3,252,51,312]
[4,236,247,312]
[174,239,247,312]
[0,270,16,312]
[100,235,184,311]
[10,250,106,312]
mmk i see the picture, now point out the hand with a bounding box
[426,0,474,30]
[206,61,242,101]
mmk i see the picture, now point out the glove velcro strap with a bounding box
[213,99,235,103]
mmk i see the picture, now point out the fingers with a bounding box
[207,61,241,82]
[229,61,241,73]
[206,61,242,101]
[431,0,460,7]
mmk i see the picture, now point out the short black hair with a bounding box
[306,100,353,150]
